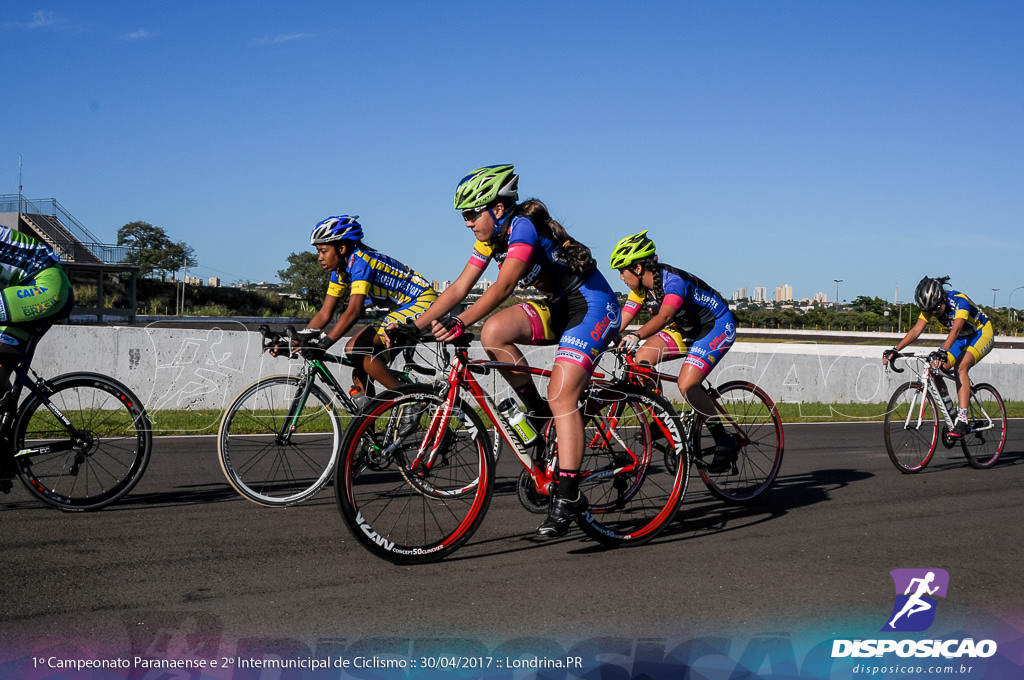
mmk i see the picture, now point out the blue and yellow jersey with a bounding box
[920,289,989,337]
[0,226,61,286]
[326,246,431,308]
[623,263,729,336]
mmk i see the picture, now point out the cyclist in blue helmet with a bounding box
[299,215,437,404]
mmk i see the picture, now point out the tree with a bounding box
[118,221,198,280]
[278,251,328,304]
[850,295,888,316]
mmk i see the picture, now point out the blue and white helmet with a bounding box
[310,215,362,245]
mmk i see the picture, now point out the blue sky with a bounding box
[3,2,1022,307]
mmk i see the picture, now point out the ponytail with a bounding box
[514,199,596,275]
[640,256,663,300]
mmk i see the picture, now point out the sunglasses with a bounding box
[461,205,489,222]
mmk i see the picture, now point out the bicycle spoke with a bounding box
[336,387,493,564]
[218,376,343,506]
[884,383,938,473]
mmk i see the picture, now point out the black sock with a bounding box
[556,468,581,499]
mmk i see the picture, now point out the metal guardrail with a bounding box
[1,194,132,265]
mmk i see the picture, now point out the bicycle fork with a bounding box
[14,394,92,462]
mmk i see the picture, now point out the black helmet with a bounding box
[914,276,947,312]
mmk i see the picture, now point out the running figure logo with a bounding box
[882,568,949,632]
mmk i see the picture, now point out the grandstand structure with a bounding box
[0,194,138,322]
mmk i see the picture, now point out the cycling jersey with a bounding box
[0,227,72,355]
[921,289,994,366]
[622,263,734,375]
[0,226,60,287]
[920,290,989,337]
[467,213,618,369]
[623,263,730,337]
[327,246,433,307]
[468,214,592,302]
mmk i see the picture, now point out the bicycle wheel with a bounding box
[218,375,346,507]
[960,383,1006,469]
[13,372,152,511]
[883,382,938,473]
[697,381,784,502]
[576,384,689,547]
[335,384,493,564]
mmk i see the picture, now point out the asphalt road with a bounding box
[2,422,1021,665]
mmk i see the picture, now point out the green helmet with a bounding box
[454,164,519,210]
[610,231,657,269]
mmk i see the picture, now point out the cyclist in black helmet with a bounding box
[883,276,994,438]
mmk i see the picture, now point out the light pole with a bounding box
[1010,286,1024,322]
[833,279,843,307]
[991,288,999,308]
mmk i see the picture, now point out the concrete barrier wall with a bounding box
[35,325,1024,420]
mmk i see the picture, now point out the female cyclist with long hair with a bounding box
[410,164,621,537]
[883,275,994,438]
[609,230,740,473]
[300,215,437,406]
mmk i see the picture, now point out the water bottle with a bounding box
[941,393,955,415]
[497,398,539,445]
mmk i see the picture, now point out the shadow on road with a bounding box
[444,467,873,562]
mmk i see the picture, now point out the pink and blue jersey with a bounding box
[624,263,735,375]
[468,214,620,369]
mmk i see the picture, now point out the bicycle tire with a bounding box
[218,375,346,507]
[576,384,689,547]
[883,382,938,473]
[697,381,784,503]
[960,383,1006,469]
[335,384,493,564]
[13,372,152,511]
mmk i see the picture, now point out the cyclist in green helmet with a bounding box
[610,230,740,473]
[407,164,622,537]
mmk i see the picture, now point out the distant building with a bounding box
[733,286,748,301]
[813,292,827,304]
[753,286,767,302]
[208,277,221,287]
[775,284,793,302]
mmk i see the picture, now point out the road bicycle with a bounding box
[883,351,1006,472]
[333,331,690,564]
[217,325,435,506]
[618,355,785,503]
[0,334,152,511]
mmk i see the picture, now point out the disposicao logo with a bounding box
[831,568,997,659]
[883,568,949,632]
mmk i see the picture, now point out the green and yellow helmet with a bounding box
[454,164,519,210]
[610,231,657,269]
